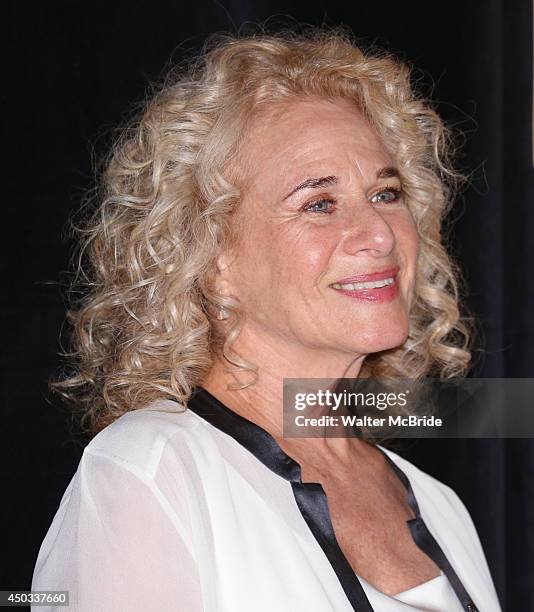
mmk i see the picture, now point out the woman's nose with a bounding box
[339,203,396,257]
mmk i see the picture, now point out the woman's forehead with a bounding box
[247,96,370,141]
[240,98,393,188]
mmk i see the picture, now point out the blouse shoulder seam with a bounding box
[84,408,202,478]
[83,447,158,482]
[82,447,196,555]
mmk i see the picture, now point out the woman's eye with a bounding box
[370,186,402,204]
[304,198,336,214]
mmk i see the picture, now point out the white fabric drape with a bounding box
[32,400,502,611]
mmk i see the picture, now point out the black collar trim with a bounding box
[187,386,478,612]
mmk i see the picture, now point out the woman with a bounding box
[32,29,502,611]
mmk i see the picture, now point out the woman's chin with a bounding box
[343,323,409,357]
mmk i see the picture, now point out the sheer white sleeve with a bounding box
[31,448,203,612]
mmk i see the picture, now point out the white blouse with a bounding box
[32,388,502,611]
[360,570,463,610]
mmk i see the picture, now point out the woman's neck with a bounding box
[200,329,367,469]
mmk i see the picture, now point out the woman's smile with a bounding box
[329,265,400,302]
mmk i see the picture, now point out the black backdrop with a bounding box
[4,1,533,609]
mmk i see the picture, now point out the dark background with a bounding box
[3,0,533,609]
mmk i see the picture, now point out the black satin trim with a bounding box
[380,451,480,612]
[187,386,373,611]
[187,386,478,612]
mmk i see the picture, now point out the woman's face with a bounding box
[218,97,420,361]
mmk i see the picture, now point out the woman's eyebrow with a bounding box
[282,167,400,201]
[376,166,400,180]
[282,176,339,200]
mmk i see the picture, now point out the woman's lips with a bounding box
[329,267,400,303]
[332,266,400,285]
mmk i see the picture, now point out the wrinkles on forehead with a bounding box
[227,98,341,181]
[231,97,395,204]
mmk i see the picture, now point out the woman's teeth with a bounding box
[331,277,395,290]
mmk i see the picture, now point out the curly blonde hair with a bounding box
[53,27,473,435]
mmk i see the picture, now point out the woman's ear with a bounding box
[213,249,237,296]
